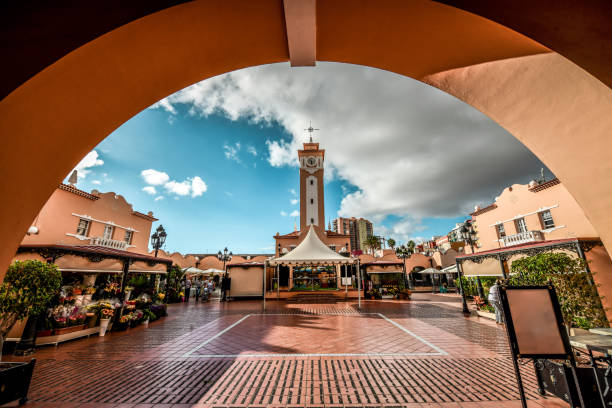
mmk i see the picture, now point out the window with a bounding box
[540,210,555,229]
[124,230,133,244]
[310,198,314,204]
[76,218,90,236]
[103,224,114,239]
[514,218,527,234]
[495,223,506,239]
[310,218,314,224]
[310,180,314,185]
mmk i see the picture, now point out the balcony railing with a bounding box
[502,230,544,247]
[90,236,128,250]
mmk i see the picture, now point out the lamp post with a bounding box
[460,220,485,299]
[150,225,167,257]
[395,244,413,290]
[218,247,232,301]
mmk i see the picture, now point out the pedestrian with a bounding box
[488,280,504,324]
[185,277,191,302]
[195,278,202,302]
[207,280,214,301]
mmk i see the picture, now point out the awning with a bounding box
[269,226,356,266]
[202,268,225,274]
[416,267,444,274]
[368,270,403,274]
[440,264,458,274]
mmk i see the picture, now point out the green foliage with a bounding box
[0,260,62,338]
[128,274,149,289]
[364,236,381,253]
[386,238,396,249]
[509,252,607,329]
[165,264,185,303]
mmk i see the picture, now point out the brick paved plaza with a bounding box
[9,294,568,408]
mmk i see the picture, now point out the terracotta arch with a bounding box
[1,0,611,287]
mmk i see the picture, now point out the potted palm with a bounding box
[0,260,61,405]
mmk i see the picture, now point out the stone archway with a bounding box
[1,0,611,285]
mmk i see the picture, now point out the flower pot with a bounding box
[99,318,110,336]
[86,315,98,328]
[143,319,149,328]
[125,290,132,300]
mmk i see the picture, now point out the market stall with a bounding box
[9,244,172,345]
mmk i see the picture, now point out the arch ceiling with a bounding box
[0,0,611,280]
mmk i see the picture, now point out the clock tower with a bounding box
[298,141,325,231]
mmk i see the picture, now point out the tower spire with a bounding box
[304,121,319,143]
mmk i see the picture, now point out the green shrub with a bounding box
[0,260,62,341]
[509,252,607,329]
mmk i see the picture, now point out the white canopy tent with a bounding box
[266,226,360,308]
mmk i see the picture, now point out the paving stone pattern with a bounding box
[9,295,568,407]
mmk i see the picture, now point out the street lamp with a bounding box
[395,244,414,290]
[460,219,485,300]
[150,225,167,257]
[218,247,232,301]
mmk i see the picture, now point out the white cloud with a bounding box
[154,62,549,233]
[165,180,191,196]
[247,146,257,156]
[223,142,241,163]
[290,210,300,217]
[191,176,207,197]
[141,169,206,199]
[92,180,101,185]
[290,198,299,205]
[71,150,104,179]
[154,196,164,201]
[280,210,288,216]
[141,169,170,186]
[289,189,297,196]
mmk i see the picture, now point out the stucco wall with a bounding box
[228,266,264,297]
[472,182,599,252]
[22,187,155,254]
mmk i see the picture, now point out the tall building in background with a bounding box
[332,217,373,251]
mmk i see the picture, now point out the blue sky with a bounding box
[71,63,549,254]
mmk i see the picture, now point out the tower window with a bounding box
[310,198,314,204]
[310,180,313,185]
[311,218,314,223]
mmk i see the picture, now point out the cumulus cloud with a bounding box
[154,62,550,225]
[290,210,300,218]
[154,196,164,201]
[142,169,207,199]
[280,210,288,216]
[92,180,101,185]
[142,186,156,195]
[141,169,169,186]
[191,176,208,197]
[71,150,104,179]
[290,198,299,205]
[247,146,257,156]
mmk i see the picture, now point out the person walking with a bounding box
[185,277,192,302]
[488,280,504,324]
[195,278,202,302]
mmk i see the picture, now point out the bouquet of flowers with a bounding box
[104,281,121,295]
[119,315,131,324]
[85,286,97,295]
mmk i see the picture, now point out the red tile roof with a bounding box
[529,177,561,192]
[228,261,265,267]
[470,203,497,216]
[58,183,99,200]
[360,260,403,266]
[19,244,172,264]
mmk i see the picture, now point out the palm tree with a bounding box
[407,240,416,253]
[365,235,381,254]
[386,238,396,249]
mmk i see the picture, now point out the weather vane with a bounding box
[304,121,319,143]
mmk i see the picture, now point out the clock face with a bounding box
[306,156,317,167]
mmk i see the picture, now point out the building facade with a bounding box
[22,183,157,253]
[332,217,373,251]
[470,178,599,252]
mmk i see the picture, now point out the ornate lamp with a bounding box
[150,224,167,257]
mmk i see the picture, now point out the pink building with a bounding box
[22,183,157,253]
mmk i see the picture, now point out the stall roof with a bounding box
[228,262,265,267]
[269,226,356,266]
[18,244,173,265]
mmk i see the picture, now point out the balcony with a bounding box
[89,236,128,250]
[502,230,544,247]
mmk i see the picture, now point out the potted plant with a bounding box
[115,315,130,331]
[142,309,155,328]
[0,260,61,405]
[97,302,115,336]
